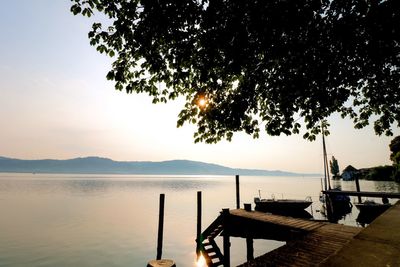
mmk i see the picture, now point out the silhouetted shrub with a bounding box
[365,166,394,181]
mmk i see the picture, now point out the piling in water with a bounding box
[222,208,231,267]
[196,191,202,259]
[156,194,165,260]
[355,176,362,203]
[236,175,240,209]
[148,194,176,267]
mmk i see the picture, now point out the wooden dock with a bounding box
[224,209,361,266]
[225,209,328,240]
[235,202,400,266]
[199,208,361,266]
[200,201,400,266]
[322,201,400,267]
[237,221,361,266]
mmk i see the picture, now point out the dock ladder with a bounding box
[197,215,224,266]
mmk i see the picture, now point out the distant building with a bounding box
[342,165,358,181]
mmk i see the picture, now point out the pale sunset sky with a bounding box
[1,1,398,173]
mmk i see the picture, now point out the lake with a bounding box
[0,173,399,266]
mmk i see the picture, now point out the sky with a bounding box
[0,1,399,174]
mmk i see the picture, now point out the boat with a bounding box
[254,195,312,214]
[328,188,352,211]
[356,199,392,225]
[355,199,391,216]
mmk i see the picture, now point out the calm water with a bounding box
[0,173,398,267]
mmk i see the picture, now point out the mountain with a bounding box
[0,156,315,176]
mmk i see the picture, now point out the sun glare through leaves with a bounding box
[197,97,207,108]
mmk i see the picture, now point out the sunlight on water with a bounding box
[196,254,206,267]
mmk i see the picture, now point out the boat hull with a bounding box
[356,203,392,225]
[355,203,391,213]
[254,199,312,213]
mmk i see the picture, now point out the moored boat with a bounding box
[355,200,391,214]
[320,187,353,221]
[254,196,312,213]
[356,199,392,225]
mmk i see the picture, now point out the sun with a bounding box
[198,97,207,108]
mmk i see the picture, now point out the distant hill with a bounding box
[0,156,317,176]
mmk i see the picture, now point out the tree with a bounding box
[389,136,400,182]
[389,136,400,164]
[70,0,400,143]
[329,156,340,178]
[365,165,395,181]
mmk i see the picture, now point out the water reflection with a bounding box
[196,254,206,267]
[319,200,353,223]
[0,174,398,266]
[64,179,109,195]
[374,181,400,192]
[0,175,225,196]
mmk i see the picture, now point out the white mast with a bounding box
[322,122,331,190]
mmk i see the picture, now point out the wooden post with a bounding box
[223,234,230,267]
[236,175,240,209]
[222,208,231,267]
[156,194,165,260]
[196,191,202,259]
[147,259,176,267]
[320,178,324,191]
[246,237,254,261]
[355,176,362,203]
[244,203,254,260]
[148,194,176,267]
[244,203,251,211]
[325,194,336,223]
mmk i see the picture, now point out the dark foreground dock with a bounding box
[200,201,400,266]
[238,221,360,266]
[228,210,361,267]
[322,201,400,267]
[237,202,400,266]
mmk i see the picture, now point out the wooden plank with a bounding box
[237,221,361,266]
[301,223,325,231]
[288,220,321,230]
[231,209,315,225]
[229,209,324,234]
[223,208,395,266]
[322,202,400,267]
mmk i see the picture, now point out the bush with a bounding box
[365,166,395,181]
[392,164,400,182]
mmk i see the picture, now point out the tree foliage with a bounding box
[393,165,400,182]
[389,136,400,181]
[389,136,400,164]
[329,156,340,177]
[70,0,400,143]
[365,165,395,181]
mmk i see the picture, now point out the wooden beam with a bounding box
[322,190,400,198]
